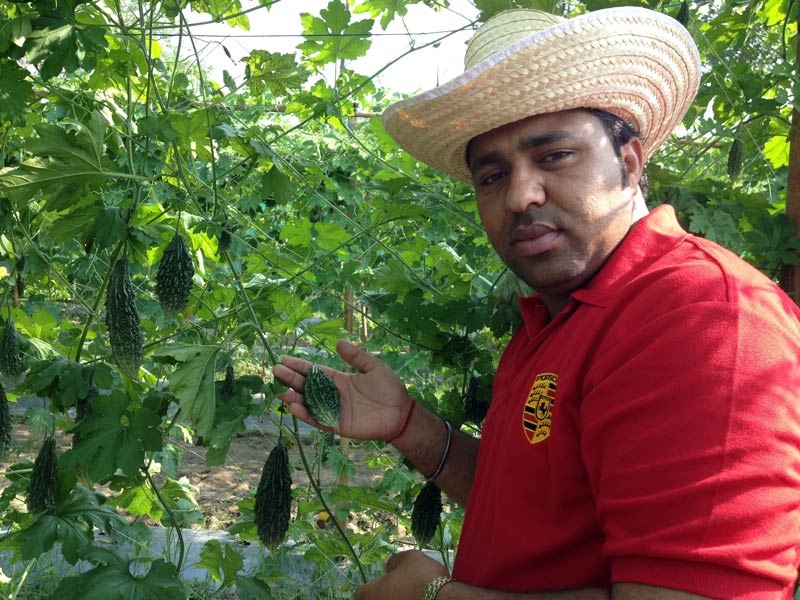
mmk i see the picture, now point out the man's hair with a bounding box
[582,108,649,199]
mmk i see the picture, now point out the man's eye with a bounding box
[478,171,506,186]
[541,150,572,163]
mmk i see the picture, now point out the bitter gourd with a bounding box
[411,481,442,547]
[28,435,59,511]
[218,225,232,256]
[727,138,743,182]
[305,365,340,429]
[463,375,488,424]
[221,363,235,401]
[254,441,292,550]
[676,0,689,26]
[105,257,143,377]
[0,383,11,455]
[156,232,194,316]
[0,314,22,379]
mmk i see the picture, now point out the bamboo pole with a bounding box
[780,10,800,306]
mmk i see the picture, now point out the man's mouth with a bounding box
[511,224,561,257]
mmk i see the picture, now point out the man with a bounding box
[274,6,800,600]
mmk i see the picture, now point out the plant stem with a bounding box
[143,468,186,573]
[222,250,279,365]
[291,416,368,584]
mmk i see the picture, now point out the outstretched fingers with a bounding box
[337,339,385,373]
[273,361,309,394]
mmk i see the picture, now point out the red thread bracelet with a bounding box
[387,398,416,444]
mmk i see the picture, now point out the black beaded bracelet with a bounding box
[425,420,452,482]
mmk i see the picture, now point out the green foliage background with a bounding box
[0,0,797,596]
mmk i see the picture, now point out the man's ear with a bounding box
[620,137,645,190]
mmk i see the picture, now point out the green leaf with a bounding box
[23,20,107,79]
[298,0,374,65]
[158,477,204,527]
[0,486,128,564]
[110,478,162,522]
[0,157,101,208]
[61,390,163,481]
[0,15,32,52]
[763,135,789,169]
[280,219,314,247]
[0,61,34,124]
[95,206,128,250]
[354,0,416,30]
[50,205,102,243]
[0,112,134,209]
[52,547,186,600]
[197,539,244,586]
[235,574,274,599]
[259,165,297,204]
[312,221,351,251]
[244,50,309,96]
[23,358,93,411]
[152,344,220,439]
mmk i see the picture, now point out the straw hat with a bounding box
[382,7,701,183]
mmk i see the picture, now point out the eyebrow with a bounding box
[467,130,578,176]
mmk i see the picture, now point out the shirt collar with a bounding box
[519,204,688,332]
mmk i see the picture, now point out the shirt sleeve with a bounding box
[580,299,800,599]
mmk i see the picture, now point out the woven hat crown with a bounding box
[464,10,565,69]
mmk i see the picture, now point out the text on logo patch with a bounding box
[522,372,557,444]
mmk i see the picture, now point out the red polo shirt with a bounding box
[452,205,800,598]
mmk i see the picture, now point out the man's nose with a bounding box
[505,169,546,212]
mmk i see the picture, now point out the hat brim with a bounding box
[382,7,701,183]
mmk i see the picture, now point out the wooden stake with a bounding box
[780,13,800,306]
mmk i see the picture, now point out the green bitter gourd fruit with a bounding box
[0,314,23,379]
[28,435,59,511]
[0,383,11,455]
[221,363,236,401]
[218,224,232,256]
[676,0,689,26]
[254,441,292,550]
[105,257,143,377]
[411,481,442,547]
[156,232,195,316]
[305,365,340,429]
[727,138,743,182]
[463,375,489,424]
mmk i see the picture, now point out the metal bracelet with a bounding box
[422,576,453,600]
[425,420,452,482]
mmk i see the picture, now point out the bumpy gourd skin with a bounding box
[304,365,340,429]
[106,258,144,378]
[28,436,59,511]
[727,138,743,182]
[0,315,22,379]
[254,441,292,551]
[411,481,442,547]
[0,383,11,455]
[156,233,194,316]
[105,258,143,378]
[221,364,236,401]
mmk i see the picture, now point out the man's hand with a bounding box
[273,339,412,441]
[355,550,449,600]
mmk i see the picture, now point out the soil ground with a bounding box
[3,417,404,535]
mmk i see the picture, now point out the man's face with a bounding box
[468,109,644,305]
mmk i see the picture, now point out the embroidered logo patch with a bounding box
[522,373,557,444]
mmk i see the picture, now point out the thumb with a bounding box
[336,339,384,373]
